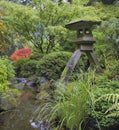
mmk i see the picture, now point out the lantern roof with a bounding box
[65,20,101,30]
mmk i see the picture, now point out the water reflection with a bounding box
[0,98,36,130]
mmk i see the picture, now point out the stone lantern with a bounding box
[62,20,101,83]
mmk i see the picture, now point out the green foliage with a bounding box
[95,59,119,85]
[98,20,119,58]
[60,31,77,52]
[0,57,15,95]
[94,80,119,119]
[33,56,118,129]
[14,51,71,79]
[30,48,44,60]
[89,79,119,128]
[73,0,89,5]
[0,83,8,96]
[20,60,39,77]
[0,59,7,81]
[30,0,75,53]
[0,57,22,110]
[33,71,94,130]
[14,51,73,79]
[14,50,87,80]
[51,72,93,129]
[13,58,30,77]
[2,57,15,78]
[89,57,119,128]
[94,2,119,20]
[36,51,72,80]
[0,0,39,51]
[0,88,21,110]
[104,94,119,117]
[96,93,119,118]
[94,20,119,73]
[1,0,119,54]
[0,1,38,38]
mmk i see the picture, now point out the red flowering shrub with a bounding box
[10,48,31,61]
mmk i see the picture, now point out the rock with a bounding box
[40,77,48,85]
[14,78,27,84]
[26,80,37,88]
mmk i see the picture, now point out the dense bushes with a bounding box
[0,57,15,95]
[89,79,119,129]
[14,58,39,78]
[36,51,72,80]
[0,57,21,110]
[99,20,119,59]
[0,59,8,95]
[14,51,72,79]
[86,58,119,129]
[14,52,71,79]
[14,51,87,80]
[14,58,30,77]
[32,67,119,130]
[32,71,94,130]
[20,60,39,77]
[1,88,21,110]
[94,20,119,68]
[36,51,87,80]
[10,48,31,61]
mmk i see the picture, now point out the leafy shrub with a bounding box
[97,93,119,117]
[14,57,39,77]
[30,49,44,60]
[1,88,21,110]
[0,57,21,110]
[95,59,119,85]
[10,48,31,61]
[2,57,15,78]
[89,79,119,129]
[14,58,30,77]
[36,51,87,80]
[20,60,39,77]
[94,20,119,60]
[0,60,8,95]
[0,57,15,95]
[36,51,72,80]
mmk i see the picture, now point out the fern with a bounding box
[106,103,119,112]
[96,93,119,118]
[106,110,119,118]
[96,93,119,103]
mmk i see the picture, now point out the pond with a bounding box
[0,96,37,130]
[0,77,47,130]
